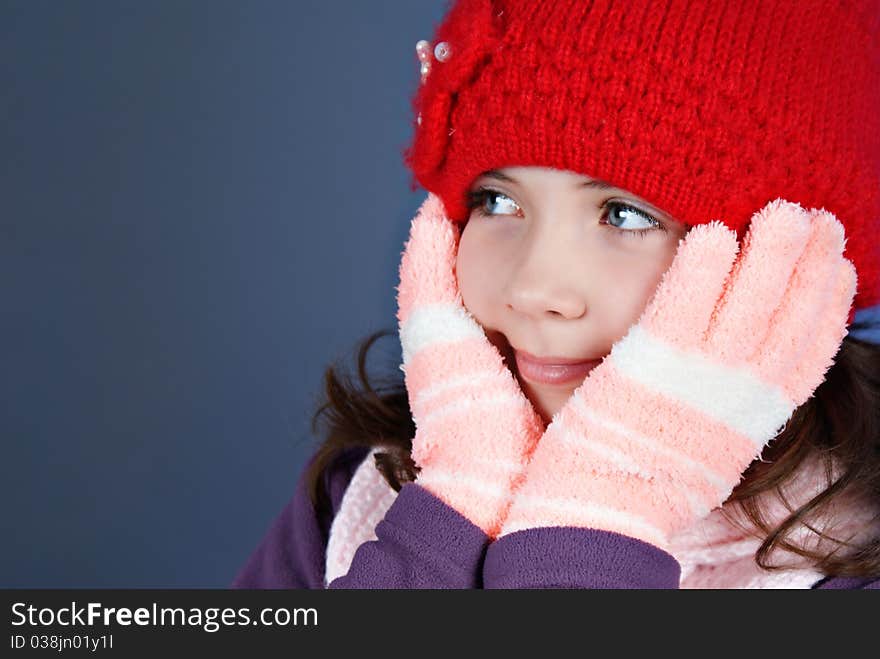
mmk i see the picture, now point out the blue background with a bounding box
[2,0,448,587]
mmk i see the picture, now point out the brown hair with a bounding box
[306,321,880,578]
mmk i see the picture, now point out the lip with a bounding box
[513,349,602,386]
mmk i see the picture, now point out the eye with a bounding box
[599,202,668,238]
[465,187,522,218]
[465,187,669,238]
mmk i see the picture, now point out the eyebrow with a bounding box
[479,169,617,191]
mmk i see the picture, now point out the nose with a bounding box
[504,231,587,321]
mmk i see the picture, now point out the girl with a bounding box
[232,0,880,588]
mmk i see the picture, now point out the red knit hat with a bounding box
[403,0,880,315]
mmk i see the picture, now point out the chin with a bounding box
[525,383,576,427]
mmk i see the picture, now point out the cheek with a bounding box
[456,225,501,320]
[597,243,680,330]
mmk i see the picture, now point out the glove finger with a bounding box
[703,199,812,362]
[396,193,488,367]
[751,208,849,394]
[638,220,740,352]
[396,193,461,326]
[786,256,856,404]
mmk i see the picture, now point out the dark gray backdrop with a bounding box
[2,0,447,587]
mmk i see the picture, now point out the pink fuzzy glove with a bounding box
[499,199,858,552]
[396,193,545,538]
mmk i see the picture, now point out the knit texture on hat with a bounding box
[403,0,880,310]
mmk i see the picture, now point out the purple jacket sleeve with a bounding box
[483,527,681,589]
[483,526,880,589]
[231,446,490,589]
[812,575,880,589]
[327,483,489,588]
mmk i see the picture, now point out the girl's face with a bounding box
[456,166,691,426]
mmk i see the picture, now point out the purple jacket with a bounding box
[231,447,879,589]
